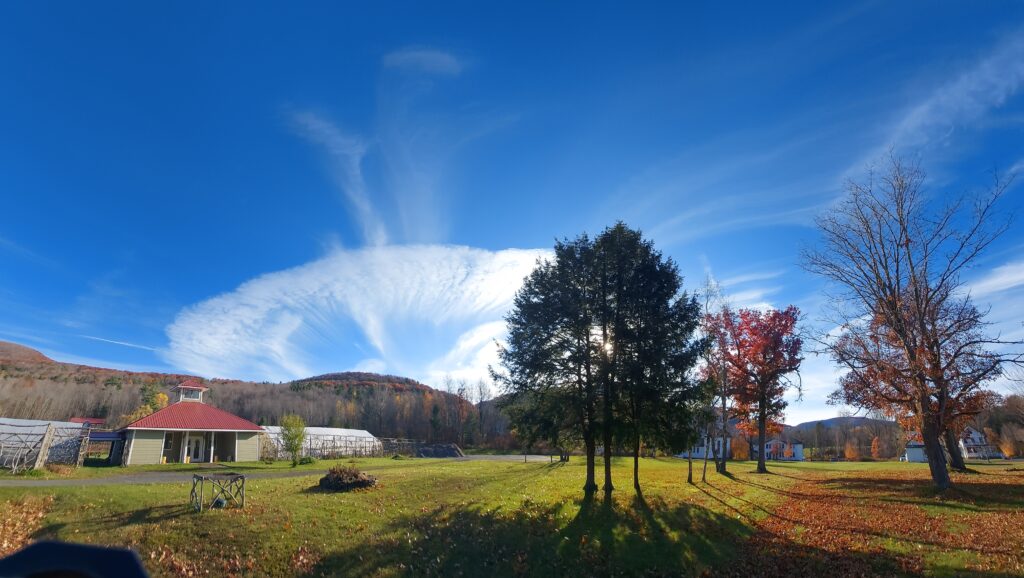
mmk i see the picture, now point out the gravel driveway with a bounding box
[0,454,555,487]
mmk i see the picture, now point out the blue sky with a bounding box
[2,2,1024,424]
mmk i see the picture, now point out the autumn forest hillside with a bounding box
[0,341,512,446]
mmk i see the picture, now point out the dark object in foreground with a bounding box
[190,473,246,512]
[0,540,148,578]
[319,465,377,491]
[415,443,464,458]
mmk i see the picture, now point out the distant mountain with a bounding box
[0,341,53,364]
[294,372,432,392]
[0,340,479,442]
[791,416,896,433]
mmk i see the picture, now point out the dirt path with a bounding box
[0,455,553,487]
[455,454,552,462]
[0,468,331,487]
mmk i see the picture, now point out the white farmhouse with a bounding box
[751,437,804,461]
[958,427,1004,460]
[677,436,731,459]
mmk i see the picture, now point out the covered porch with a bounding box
[161,431,237,464]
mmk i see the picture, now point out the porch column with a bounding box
[209,432,215,463]
[181,432,190,463]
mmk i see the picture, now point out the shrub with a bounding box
[318,466,377,492]
[298,456,316,465]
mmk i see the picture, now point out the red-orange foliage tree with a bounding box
[708,306,802,473]
[870,436,881,459]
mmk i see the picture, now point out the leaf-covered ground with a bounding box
[719,462,1024,577]
[0,458,1022,577]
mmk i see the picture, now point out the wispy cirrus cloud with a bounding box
[164,244,548,383]
[0,235,59,269]
[291,111,389,246]
[969,260,1024,298]
[886,29,1024,154]
[383,48,463,76]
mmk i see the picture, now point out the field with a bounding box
[1,458,1023,577]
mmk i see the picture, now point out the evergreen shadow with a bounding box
[300,494,751,577]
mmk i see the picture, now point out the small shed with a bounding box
[902,442,927,463]
[122,380,262,465]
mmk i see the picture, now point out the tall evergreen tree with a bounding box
[498,223,706,496]
[497,235,601,494]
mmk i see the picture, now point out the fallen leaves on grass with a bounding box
[290,543,322,573]
[717,467,1024,577]
[0,495,52,556]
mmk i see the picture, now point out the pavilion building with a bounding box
[121,380,262,465]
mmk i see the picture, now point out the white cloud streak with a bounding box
[79,335,157,351]
[164,245,548,382]
[291,112,389,246]
[719,270,785,288]
[383,48,463,76]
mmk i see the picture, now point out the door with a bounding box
[188,436,205,462]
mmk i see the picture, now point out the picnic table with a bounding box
[190,472,246,512]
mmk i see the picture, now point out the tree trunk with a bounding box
[687,452,693,484]
[944,428,967,472]
[719,370,728,474]
[922,415,952,490]
[602,378,614,495]
[701,433,710,482]
[757,400,768,474]
[584,436,598,494]
[633,433,641,493]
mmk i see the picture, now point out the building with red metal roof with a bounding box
[121,381,262,466]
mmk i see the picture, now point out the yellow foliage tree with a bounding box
[844,440,860,461]
[731,436,750,460]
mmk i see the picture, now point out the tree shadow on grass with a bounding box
[824,476,1024,509]
[296,491,924,577]
[300,493,752,577]
[31,504,191,542]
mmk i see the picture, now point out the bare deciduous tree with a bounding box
[804,156,1021,490]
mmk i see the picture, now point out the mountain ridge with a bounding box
[0,340,487,443]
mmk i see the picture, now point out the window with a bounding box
[181,389,202,401]
[163,435,172,451]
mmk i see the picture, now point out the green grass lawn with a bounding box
[1,458,1022,577]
